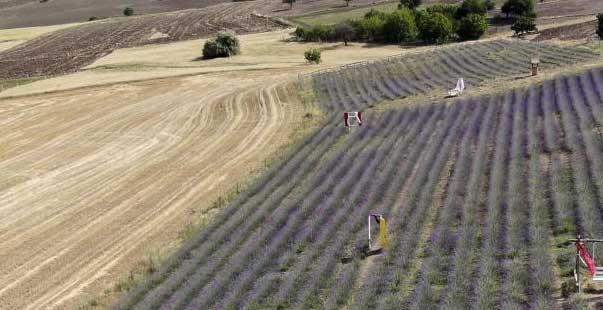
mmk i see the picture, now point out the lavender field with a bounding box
[116,64,603,309]
[313,40,598,111]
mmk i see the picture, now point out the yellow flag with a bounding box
[379,216,387,249]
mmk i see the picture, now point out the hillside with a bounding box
[117,64,603,310]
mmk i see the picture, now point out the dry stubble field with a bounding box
[0,27,405,309]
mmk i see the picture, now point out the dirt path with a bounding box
[0,72,311,309]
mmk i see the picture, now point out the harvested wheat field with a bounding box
[0,71,316,309]
[0,26,409,308]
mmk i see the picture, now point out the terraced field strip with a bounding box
[311,39,598,111]
[119,67,603,309]
[0,74,309,309]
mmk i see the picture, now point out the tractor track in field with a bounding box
[0,73,309,309]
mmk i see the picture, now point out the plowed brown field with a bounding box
[0,2,285,80]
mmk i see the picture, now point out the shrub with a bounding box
[334,21,355,45]
[202,31,240,59]
[304,48,321,64]
[382,8,418,43]
[364,8,387,20]
[511,15,537,36]
[417,12,454,43]
[501,0,535,18]
[294,27,306,40]
[399,0,421,10]
[597,13,603,40]
[123,7,134,16]
[305,24,334,41]
[456,0,488,18]
[353,15,386,41]
[426,4,459,19]
[457,13,489,40]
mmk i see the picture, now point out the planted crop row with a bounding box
[120,64,603,309]
[312,40,598,111]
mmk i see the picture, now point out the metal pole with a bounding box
[577,242,581,294]
[368,216,372,249]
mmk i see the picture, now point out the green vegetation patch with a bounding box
[289,2,399,27]
[0,76,46,93]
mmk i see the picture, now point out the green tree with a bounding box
[304,48,321,64]
[334,21,355,45]
[382,8,418,43]
[399,0,421,10]
[123,7,134,16]
[597,13,603,40]
[457,13,489,40]
[354,15,386,41]
[417,12,454,43]
[511,15,537,35]
[202,31,241,59]
[456,0,487,18]
[501,0,535,18]
[426,4,459,19]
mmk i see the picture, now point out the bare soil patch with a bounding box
[534,20,597,42]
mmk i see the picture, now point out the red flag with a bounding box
[577,241,597,275]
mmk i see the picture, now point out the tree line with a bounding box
[295,0,543,44]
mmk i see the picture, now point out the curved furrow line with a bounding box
[126,122,356,309]
[118,117,343,308]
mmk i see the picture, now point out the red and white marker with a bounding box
[344,111,362,127]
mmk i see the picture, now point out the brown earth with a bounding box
[534,20,597,42]
[0,0,231,29]
[536,0,603,19]
[0,2,285,80]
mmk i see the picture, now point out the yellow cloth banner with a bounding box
[379,216,387,249]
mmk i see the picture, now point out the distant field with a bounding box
[312,40,598,111]
[289,2,399,26]
[0,2,285,80]
[0,0,230,29]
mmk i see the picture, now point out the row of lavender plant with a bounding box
[313,40,597,111]
[317,102,453,309]
[267,110,427,309]
[119,115,353,308]
[349,100,472,309]
[208,109,420,310]
[440,96,501,309]
[318,103,449,310]
[473,92,514,309]
[554,76,603,239]
[155,112,402,309]
[409,98,490,309]
[116,115,346,308]
[283,101,460,309]
[526,84,555,309]
[501,89,531,308]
